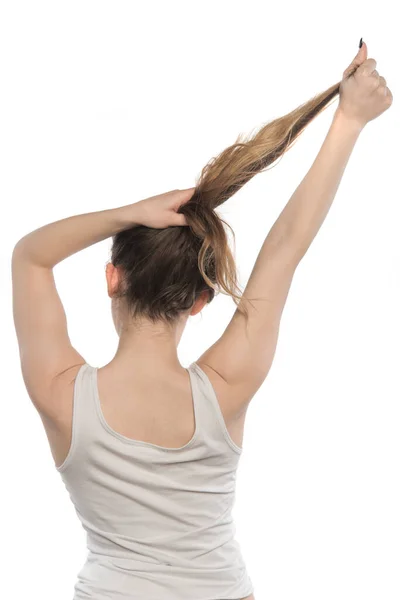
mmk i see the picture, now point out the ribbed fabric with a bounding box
[57,362,254,600]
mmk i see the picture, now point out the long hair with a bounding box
[111,80,341,325]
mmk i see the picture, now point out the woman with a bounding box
[12,40,392,600]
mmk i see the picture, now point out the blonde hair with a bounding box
[112,80,341,324]
[177,81,341,315]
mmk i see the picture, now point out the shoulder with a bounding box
[36,363,87,469]
[196,360,250,421]
[36,362,87,425]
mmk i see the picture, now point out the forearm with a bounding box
[266,107,365,262]
[12,203,139,268]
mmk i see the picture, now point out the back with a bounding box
[57,362,254,600]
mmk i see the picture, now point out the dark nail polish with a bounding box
[359,37,363,48]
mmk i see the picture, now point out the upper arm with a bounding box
[197,234,300,411]
[11,242,85,412]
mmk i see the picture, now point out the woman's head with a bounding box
[108,80,341,331]
[106,214,221,330]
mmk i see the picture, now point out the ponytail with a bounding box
[178,80,341,314]
[111,80,341,324]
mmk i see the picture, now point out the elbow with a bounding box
[12,239,25,264]
[12,237,28,260]
[12,238,53,270]
[11,237,35,268]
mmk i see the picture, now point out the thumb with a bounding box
[170,187,196,225]
[172,212,189,226]
[173,187,196,210]
[177,187,196,201]
[343,39,368,79]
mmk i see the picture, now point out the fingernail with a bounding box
[359,37,363,49]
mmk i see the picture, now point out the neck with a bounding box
[111,315,187,373]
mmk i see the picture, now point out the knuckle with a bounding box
[367,76,378,88]
[360,58,377,74]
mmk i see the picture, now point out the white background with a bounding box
[1,1,399,599]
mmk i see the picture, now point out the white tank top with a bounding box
[56,361,254,600]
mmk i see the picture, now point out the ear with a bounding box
[190,290,210,316]
[105,262,122,298]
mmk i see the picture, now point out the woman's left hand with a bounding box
[126,188,195,229]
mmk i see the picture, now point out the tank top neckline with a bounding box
[55,363,253,599]
[91,362,200,452]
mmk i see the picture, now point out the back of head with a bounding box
[111,80,341,325]
[110,209,221,324]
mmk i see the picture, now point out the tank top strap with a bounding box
[56,362,99,473]
[57,361,242,474]
[187,362,242,456]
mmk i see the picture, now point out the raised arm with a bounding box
[197,45,393,413]
[11,188,194,411]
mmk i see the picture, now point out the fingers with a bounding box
[167,187,195,196]
[341,42,393,115]
[177,187,196,200]
[358,62,389,95]
[363,65,393,105]
[352,57,391,101]
[343,41,368,78]
[351,41,368,67]
[172,213,189,226]
[169,187,196,226]
[368,68,383,90]
[378,83,393,104]
[357,57,377,76]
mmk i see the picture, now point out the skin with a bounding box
[11,42,392,600]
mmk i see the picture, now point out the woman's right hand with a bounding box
[337,41,393,129]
